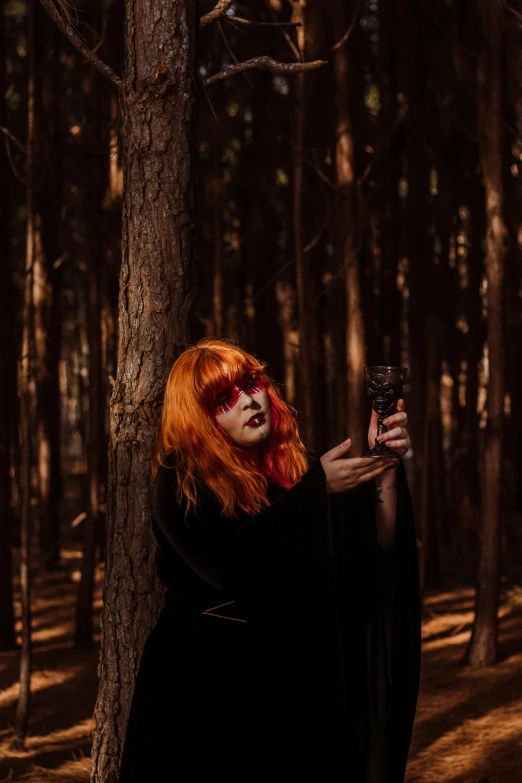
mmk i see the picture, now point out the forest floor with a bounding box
[1,552,522,783]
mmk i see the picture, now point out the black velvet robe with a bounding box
[118,453,421,782]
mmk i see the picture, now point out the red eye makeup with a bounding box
[211,373,266,417]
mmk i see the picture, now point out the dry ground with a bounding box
[1,554,521,783]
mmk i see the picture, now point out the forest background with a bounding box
[1,0,522,781]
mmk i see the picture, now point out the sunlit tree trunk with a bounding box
[468,4,506,667]
[34,6,62,571]
[400,0,428,590]
[11,0,36,750]
[376,1,402,367]
[328,0,366,454]
[91,1,197,779]
[291,0,315,449]
[276,280,299,406]
[0,0,16,651]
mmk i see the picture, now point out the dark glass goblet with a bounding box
[363,365,408,459]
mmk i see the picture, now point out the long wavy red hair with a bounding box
[151,338,310,519]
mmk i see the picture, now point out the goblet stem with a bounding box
[377,416,386,439]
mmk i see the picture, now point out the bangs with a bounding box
[193,347,267,406]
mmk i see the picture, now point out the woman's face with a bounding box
[210,369,273,451]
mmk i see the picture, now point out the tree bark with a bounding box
[292,0,315,449]
[33,5,62,571]
[419,317,443,595]
[76,15,109,645]
[328,0,366,454]
[468,4,506,667]
[91,2,197,780]
[399,0,428,587]
[11,0,36,750]
[212,144,224,337]
[0,0,16,651]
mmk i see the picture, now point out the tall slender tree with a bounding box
[11,0,36,750]
[0,0,17,652]
[75,1,110,648]
[291,0,315,449]
[33,6,62,571]
[328,0,367,454]
[468,1,506,667]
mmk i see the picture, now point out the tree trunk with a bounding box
[212,144,224,337]
[0,0,16,651]
[11,0,36,749]
[329,0,366,454]
[468,5,506,667]
[292,0,315,449]
[76,5,109,647]
[276,280,299,405]
[399,0,427,586]
[419,317,443,595]
[91,2,197,779]
[34,6,62,571]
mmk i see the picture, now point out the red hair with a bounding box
[151,338,310,519]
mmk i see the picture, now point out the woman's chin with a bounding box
[238,427,272,449]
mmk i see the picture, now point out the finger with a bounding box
[377,426,404,442]
[397,398,405,411]
[324,438,352,461]
[344,457,394,470]
[383,439,408,450]
[382,412,407,428]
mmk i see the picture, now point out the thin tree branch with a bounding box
[0,125,25,152]
[306,156,340,189]
[4,137,26,183]
[357,108,405,186]
[239,259,295,318]
[203,56,327,87]
[217,21,254,88]
[310,232,364,308]
[226,17,301,28]
[500,0,522,26]
[332,12,358,51]
[303,209,329,254]
[279,25,302,61]
[38,0,122,90]
[268,4,301,60]
[200,0,234,27]
[202,82,219,123]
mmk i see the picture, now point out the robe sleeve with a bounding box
[328,460,421,782]
[151,454,329,596]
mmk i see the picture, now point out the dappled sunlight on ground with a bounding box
[406,587,522,782]
[1,556,521,782]
[0,548,101,783]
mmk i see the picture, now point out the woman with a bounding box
[118,338,420,783]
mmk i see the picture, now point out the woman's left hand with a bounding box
[368,398,411,458]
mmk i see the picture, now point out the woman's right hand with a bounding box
[319,438,397,494]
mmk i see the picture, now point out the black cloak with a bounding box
[118,453,420,783]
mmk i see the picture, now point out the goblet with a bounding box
[363,365,408,459]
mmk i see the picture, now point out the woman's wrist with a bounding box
[377,462,400,476]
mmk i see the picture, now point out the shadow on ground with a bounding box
[1,560,521,782]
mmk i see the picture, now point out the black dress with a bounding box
[117,453,421,782]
